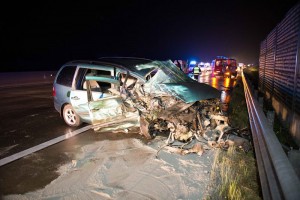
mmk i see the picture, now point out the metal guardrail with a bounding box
[242,73,300,200]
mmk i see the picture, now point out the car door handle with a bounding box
[71,96,80,100]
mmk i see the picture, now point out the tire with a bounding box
[62,104,82,127]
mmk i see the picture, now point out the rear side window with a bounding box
[56,66,76,87]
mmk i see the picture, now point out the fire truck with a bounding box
[211,56,237,78]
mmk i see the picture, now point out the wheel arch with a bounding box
[60,103,70,118]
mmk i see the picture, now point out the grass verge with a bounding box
[207,147,261,200]
[227,76,249,129]
[205,74,262,200]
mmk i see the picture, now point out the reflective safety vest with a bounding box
[193,66,200,75]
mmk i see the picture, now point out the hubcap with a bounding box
[65,108,77,125]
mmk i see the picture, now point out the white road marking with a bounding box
[0,125,92,167]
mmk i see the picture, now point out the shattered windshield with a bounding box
[144,60,193,84]
[142,60,220,103]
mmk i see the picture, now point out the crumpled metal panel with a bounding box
[88,96,124,124]
[144,61,220,103]
[93,112,140,132]
[145,61,192,83]
[159,82,221,103]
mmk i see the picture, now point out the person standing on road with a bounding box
[193,65,201,81]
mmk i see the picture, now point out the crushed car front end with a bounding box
[89,60,221,142]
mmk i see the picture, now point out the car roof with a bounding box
[98,57,153,67]
[65,57,155,77]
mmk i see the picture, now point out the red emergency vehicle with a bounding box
[211,56,237,78]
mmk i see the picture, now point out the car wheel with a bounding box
[63,104,82,127]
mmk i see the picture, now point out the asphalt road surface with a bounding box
[0,71,237,198]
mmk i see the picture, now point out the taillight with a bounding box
[52,86,56,97]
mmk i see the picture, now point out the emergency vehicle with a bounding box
[211,56,237,78]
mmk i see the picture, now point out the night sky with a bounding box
[1,0,299,72]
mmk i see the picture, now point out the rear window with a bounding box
[56,66,76,87]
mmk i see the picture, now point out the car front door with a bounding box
[70,74,125,123]
[86,74,140,132]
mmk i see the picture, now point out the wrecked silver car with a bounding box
[54,58,252,155]
[53,58,221,140]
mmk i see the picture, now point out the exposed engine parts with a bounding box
[134,95,251,157]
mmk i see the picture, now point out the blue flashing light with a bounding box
[190,60,197,65]
[216,56,228,59]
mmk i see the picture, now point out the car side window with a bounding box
[56,66,76,87]
[75,68,113,91]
